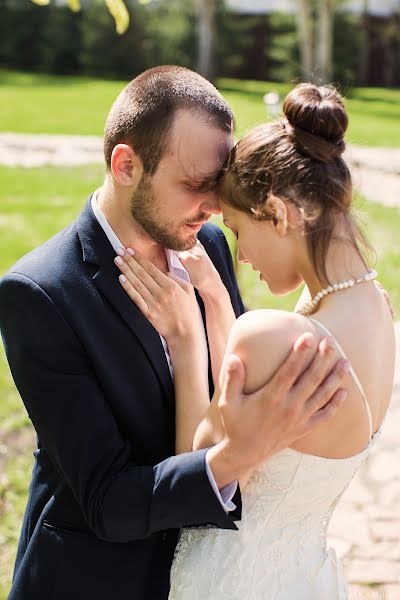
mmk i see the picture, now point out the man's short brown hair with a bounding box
[104,65,234,175]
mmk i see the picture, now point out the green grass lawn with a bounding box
[0,166,399,599]
[1,69,399,146]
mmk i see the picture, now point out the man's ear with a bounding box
[110,144,142,187]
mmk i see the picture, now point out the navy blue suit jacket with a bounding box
[0,198,244,600]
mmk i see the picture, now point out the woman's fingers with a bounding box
[114,248,194,321]
[114,253,159,299]
[166,272,193,293]
[118,274,150,317]
[125,248,173,290]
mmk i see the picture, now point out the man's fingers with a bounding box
[304,358,350,416]
[293,335,338,401]
[270,332,317,393]
[375,281,395,320]
[219,354,245,410]
[304,389,347,433]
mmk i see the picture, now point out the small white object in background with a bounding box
[263,92,280,119]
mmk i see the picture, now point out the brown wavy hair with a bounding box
[220,83,373,286]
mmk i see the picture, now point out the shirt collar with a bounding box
[91,191,190,282]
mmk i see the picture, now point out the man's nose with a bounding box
[200,193,221,215]
[237,247,248,264]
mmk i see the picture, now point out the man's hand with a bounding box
[375,280,395,320]
[207,332,349,488]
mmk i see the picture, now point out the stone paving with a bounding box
[345,145,400,209]
[328,322,400,599]
[0,133,399,596]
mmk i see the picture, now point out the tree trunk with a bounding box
[196,0,216,81]
[297,0,314,81]
[358,0,370,86]
[315,0,334,83]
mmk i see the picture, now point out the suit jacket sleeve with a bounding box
[0,271,240,544]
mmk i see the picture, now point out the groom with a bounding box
[0,66,348,600]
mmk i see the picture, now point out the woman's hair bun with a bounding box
[282,83,348,162]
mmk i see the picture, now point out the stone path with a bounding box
[0,133,104,167]
[346,146,400,209]
[328,322,400,599]
[0,133,399,207]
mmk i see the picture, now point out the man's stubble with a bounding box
[130,173,206,251]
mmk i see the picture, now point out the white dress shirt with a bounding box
[91,192,237,512]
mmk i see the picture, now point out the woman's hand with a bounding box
[179,241,236,386]
[178,240,224,298]
[114,248,201,346]
[115,247,210,454]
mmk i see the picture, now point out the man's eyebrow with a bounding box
[183,167,224,191]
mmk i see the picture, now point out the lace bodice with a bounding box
[169,317,381,599]
[169,433,380,599]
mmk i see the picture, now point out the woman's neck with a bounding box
[300,237,371,301]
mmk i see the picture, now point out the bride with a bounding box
[115,83,395,599]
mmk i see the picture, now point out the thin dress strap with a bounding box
[308,317,373,439]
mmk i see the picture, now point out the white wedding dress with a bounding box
[169,318,382,600]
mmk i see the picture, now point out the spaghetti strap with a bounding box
[308,317,373,440]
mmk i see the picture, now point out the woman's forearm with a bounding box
[168,338,210,455]
[168,282,235,456]
[200,284,236,387]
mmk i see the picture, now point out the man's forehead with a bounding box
[167,110,233,179]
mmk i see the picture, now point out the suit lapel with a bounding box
[75,198,175,404]
[195,289,214,397]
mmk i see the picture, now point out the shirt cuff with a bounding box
[205,449,237,513]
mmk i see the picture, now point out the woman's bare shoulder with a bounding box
[226,309,321,394]
[231,309,318,349]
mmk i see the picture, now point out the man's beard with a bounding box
[130,174,208,251]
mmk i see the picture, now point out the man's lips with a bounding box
[185,221,207,231]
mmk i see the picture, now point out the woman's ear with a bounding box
[285,201,304,234]
[265,194,288,236]
[110,144,143,187]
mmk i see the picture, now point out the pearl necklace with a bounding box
[296,269,378,316]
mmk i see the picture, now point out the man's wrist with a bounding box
[207,437,275,488]
[206,439,248,489]
[205,450,238,512]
